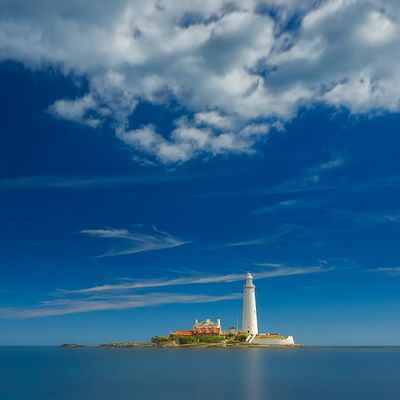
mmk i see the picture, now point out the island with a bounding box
[99,332,297,349]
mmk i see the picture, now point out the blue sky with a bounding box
[1,0,400,346]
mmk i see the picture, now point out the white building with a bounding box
[251,335,295,345]
[241,273,296,345]
[242,272,258,335]
[193,318,222,335]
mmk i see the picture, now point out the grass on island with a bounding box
[255,334,286,340]
[151,332,251,346]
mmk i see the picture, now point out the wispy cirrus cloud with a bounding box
[326,210,400,225]
[367,267,400,276]
[0,171,215,190]
[260,159,400,201]
[0,263,333,318]
[214,225,295,249]
[64,263,333,295]
[0,292,241,319]
[251,156,400,230]
[81,228,133,240]
[81,225,190,257]
[261,156,346,195]
[252,200,306,215]
[253,197,400,227]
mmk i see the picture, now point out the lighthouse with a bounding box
[242,272,258,335]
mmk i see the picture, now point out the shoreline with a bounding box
[61,342,304,349]
[59,343,400,350]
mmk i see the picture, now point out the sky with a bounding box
[0,0,400,346]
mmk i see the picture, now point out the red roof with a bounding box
[172,330,194,336]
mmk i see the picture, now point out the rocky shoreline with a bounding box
[61,341,303,349]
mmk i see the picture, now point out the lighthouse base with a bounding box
[250,334,295,346]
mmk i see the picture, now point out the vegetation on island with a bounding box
[61,332,296,349]
[151,336,170,344]
[256,333,286,340]
[238,333,249,342]
[198,335,225,344]
[150,332,248,346]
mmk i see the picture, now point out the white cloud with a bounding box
[81,225,189,257]
[331,210,400,224]
[0,292,241,319]
[239,124,270,137]
[194,111,234,130]
[48,95,101,127]
[0,263,333,318]
[81,228,132,239]
[260,156,346,194]
[367,267,400,276]
[253,200,305,215]
[356,11,397,46]
[216,226,294,248]
[0,170,214,189]
[1,0,400,163]
[66,263,333,294]
[117,120,263,163]
[302,0,357,31]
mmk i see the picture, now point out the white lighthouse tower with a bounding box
[242,272,258,335]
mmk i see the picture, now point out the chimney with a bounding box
[217,318,221,328]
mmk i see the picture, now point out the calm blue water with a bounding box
[0,347,399,400]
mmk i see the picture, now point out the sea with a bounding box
[0,346,399,400]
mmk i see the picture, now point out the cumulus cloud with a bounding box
[81,225,189,257]
[194,111,234,130]
[117,120,266,163]
[48,95,101,127]
[1,0,399,163]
